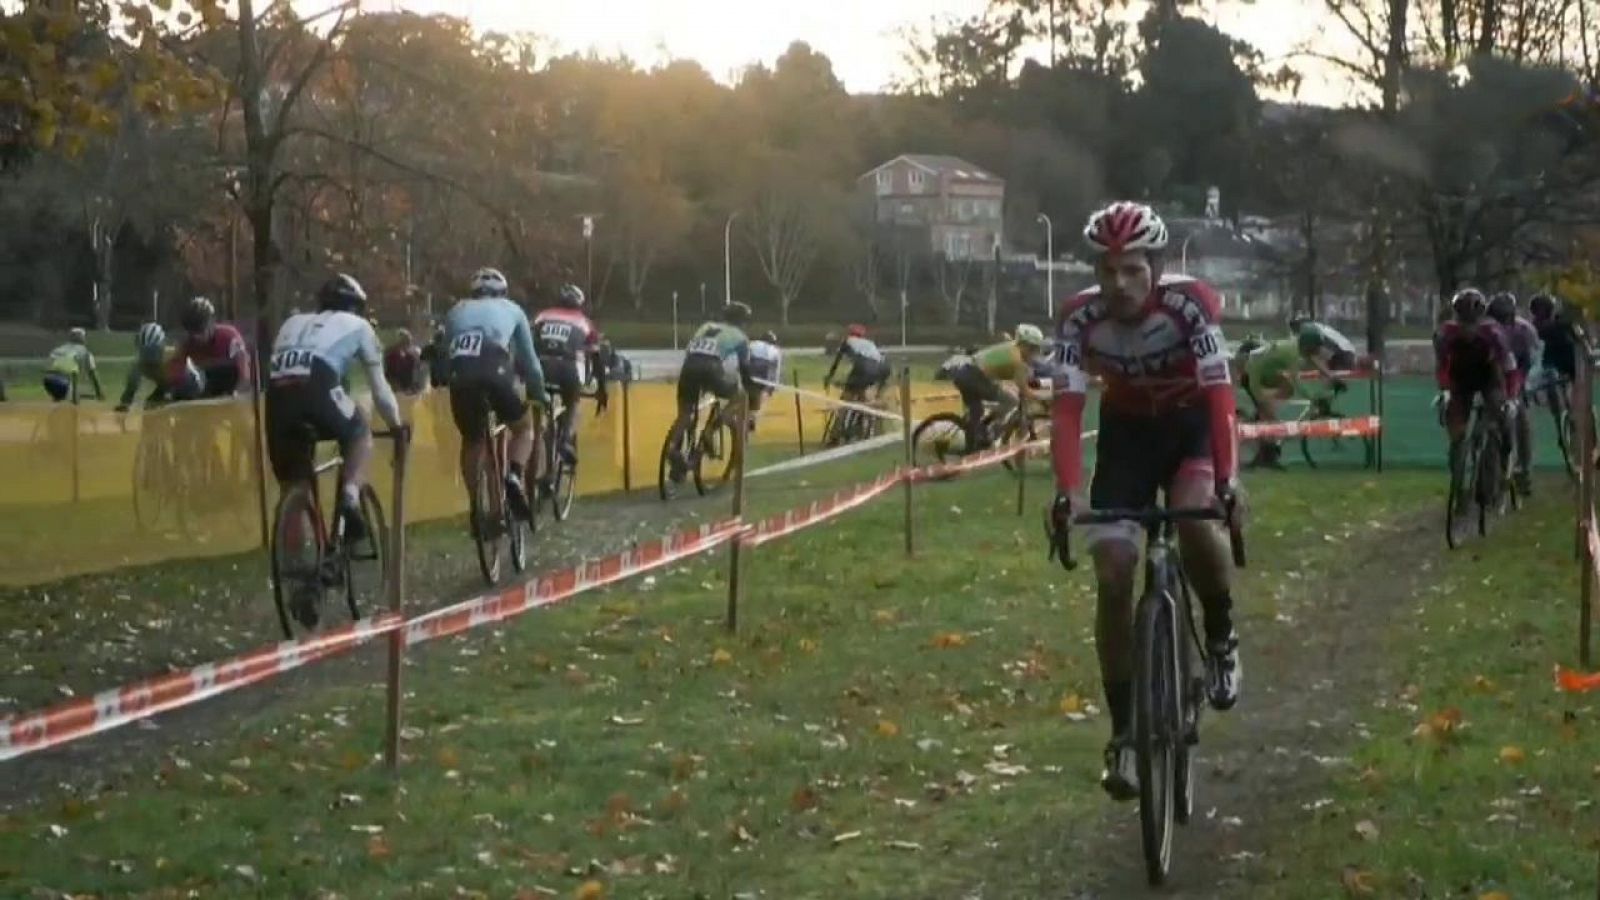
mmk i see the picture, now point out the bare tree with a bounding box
[852,240,884,322]
[747,187,821,326]
[934,252,980,326]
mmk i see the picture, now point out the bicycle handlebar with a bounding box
[1048,505,1246,571]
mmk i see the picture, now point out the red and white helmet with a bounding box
[1083,202,1169,255]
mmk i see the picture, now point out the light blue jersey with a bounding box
[270,311,381,381]
[445,296,544,393]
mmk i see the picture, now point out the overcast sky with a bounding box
[373,0,1368,106]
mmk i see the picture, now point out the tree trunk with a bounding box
[91,221,114,331]
[1478,0,1500,54]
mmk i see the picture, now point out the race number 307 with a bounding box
[451,332,484,357]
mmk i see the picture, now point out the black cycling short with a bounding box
[539,355,582,412]
[449,345,527,437]
[677,354,739,413]
[266,361,367,482]
[42,373,71,402]
[844,359,891,395]
[951,363,1003,409]
[1327,349,1357,371]
[1090,406,1213,514]
[199,362,241,397]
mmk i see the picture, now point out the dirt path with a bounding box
[984,507,1442,898]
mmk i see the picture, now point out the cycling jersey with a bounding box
[1295,322,1356,359]
[1537,317,1579,377]
[1502,315,1539,377]
[177,323,250,396]
[119,345,183,407]
[1434,319,1515,392]
[748,339,782,383]
[444,297,543,394]
[1050,275,1237,492]
[46,343,94,377]
[972,341,1032,386]
[533,307,599,381]
[684,321,750,373]
[1241,340,1300,393]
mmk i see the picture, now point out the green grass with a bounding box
[0,465,1461,898]
[1263,488,1600,899]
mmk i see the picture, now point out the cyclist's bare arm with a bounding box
[357,326,403,431]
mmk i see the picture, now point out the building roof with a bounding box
[859,154,1003,184]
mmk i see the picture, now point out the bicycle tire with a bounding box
[1445,437,1472,550]
[131,436,169,533]
[658,414,691,501]
[998,410,1048,471]
[508,480,528,575]
[693,413,736,496]
[1134,587,1179,886]
[552,455,577,521]
[911,412,971,467]
[270,485,324,640]
[343,484,388,622]
[469,444,504,585]
[1557,405,1578,483]
[1172,569,1203,827]
[1476,428,1502,537]
[1299,401,1374,470]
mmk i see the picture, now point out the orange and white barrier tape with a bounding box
[741,471,904,548]
[0,612,403,761]
[404,519,746,646]
[910,439,1040,481]
[1556,664,1600,693]
[1237,415,1381,441]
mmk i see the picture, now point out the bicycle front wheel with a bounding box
[1446,438,1472,550]
[911,412,971,468]
[693,416,738,496]
[271,485,325,640]
[344,485,388,621]
[658,416,691,501]
[1134,589,1179,887]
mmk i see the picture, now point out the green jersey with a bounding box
[1243,339,1300,390]
[685,321,750,370]
[46,342,94,377]
[1296,321,1355,358]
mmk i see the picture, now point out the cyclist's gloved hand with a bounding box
[1432,390,1450,410]
[1216,478,1247,526]
[595,389,609,414]
[1050,491,1074,537]
[1331,377,1348,394]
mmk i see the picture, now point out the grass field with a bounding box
[5,452,1590,898]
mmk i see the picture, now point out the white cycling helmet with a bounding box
[1083,201,1169,255]
[1015,323,1046,348]
[557,283,586,308]
[136,322,165,349]
[68,327,87,343]
[470,267,509,298]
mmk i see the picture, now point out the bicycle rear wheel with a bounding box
[1476,429,1503,537]
[469,446,504,585]
[551,451,577,521]
[1134,589,1179,886]
[271,485,325,640]
[1299,402,1374,469]
[911,412,972,467]
[1556,404,1578,483]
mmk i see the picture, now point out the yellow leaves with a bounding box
[797,638,819,654]
[1412,707,1464,744]
[1498,745,1526,766]
[930,631,968,649]
[655,788,689,817]
[366,834,391,861]
[875,719,900,738]
[1471,674,1497,694]
[669,753,698,781]
[89,61,120,93]
[574,880,605,900]
[1478,892,1510,900]
[1059,693,1085,715]
[872,608,898,625]
[1340,865,1377,896]
[436,747,460,769]
[710,648,733,666]
[1353,819,1379,842]
[789,785,818,812]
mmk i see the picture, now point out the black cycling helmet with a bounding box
[1287,312,1310,331]
[180,296,216,334]
[1451,288,1488,322]
[318,273,368,314]
[722,302,752,326]
[1529,292,1558,320]
[1487,291,1517,324]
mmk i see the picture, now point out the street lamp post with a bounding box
[1036,212,1054,320]
[582,215,596,298]
[723,212,740,307]
[1180,232,1196,276]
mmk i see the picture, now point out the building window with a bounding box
[910,169,925,191]
[876,169,891,195]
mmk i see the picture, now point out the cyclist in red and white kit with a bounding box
[1434,288,1517,478]
[1047,201,1244,801]
[177,296,252,397]
[533,284,607,467]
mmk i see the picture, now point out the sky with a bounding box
[376,0,1369,107]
